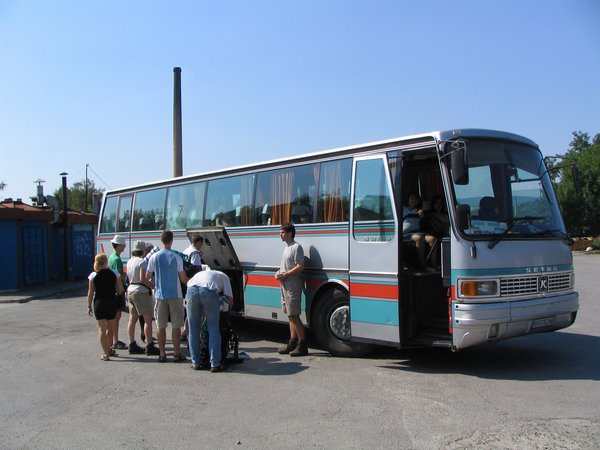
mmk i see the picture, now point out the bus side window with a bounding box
[318,158,351,223]
[131,188,166,232]
[100,196,118,234]
[116,195,132,233]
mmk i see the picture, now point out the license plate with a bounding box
[531,316,555,328]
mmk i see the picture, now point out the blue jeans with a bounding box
[186,286,221,368]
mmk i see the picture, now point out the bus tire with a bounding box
[311,287,374,357]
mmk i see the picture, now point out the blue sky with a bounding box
[1,0,598,203]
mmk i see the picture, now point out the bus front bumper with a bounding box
[451,292,579,351]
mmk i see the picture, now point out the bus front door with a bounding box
[349,156,400,346]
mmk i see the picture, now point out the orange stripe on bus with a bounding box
[245,274,280,288]
[351,283,398,299]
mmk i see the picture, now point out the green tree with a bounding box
[53,179,104,212]
[553,131,600,236]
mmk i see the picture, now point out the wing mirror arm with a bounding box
[456,204,471,231]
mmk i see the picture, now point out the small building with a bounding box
[0,200,98,291]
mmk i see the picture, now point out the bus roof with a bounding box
[104,128,538,196]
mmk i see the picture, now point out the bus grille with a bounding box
[500,272,572,297]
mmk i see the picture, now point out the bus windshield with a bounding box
[450,140,566,240]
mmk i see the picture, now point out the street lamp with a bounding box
[60,172,69,281]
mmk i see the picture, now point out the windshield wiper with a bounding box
[488,216,545,249]
[532,228,574,245]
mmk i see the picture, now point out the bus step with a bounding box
[431,339,453,347]
[409,334,452,348]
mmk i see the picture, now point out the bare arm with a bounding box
[87,279,94,316]
[145,270,154,284]
[276,260,304,280]
[115,278,124,295]
[178,271,189,285]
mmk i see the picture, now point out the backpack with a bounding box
[174,251,202,278]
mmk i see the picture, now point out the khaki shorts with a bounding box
[128,289,154,317]
[281,278,303,316]
[155,299,185,329]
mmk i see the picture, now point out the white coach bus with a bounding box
[97,129,578,356]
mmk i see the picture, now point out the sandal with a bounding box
[172,353,187,363]
[109,349,118,357]
[158,355,167,363]
[101,354,110,361]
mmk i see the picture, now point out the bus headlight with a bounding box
[459,280,499,298]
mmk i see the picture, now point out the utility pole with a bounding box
[85,164,89,212]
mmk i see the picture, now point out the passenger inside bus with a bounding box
[402,192,428,269]
[478,196,499,221]
[291,197,312,223]
[421,195,449,269]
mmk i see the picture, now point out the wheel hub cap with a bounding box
[329,305,350,340]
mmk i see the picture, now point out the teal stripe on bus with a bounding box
[350,297,399,326]
[245,285,307,311]
[245,285,281,308]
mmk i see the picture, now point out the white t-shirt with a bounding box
[126,256,148,293]
[182,244,203,266]
[187,269,233,298]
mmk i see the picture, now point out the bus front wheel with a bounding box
[311,288,374,357]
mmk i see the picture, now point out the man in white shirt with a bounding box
[186,269,233,372]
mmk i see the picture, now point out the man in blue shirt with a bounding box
[146,230,189,362]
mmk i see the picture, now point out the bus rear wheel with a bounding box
[312,288,374,357]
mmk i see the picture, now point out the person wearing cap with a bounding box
[145,230,190,363]
[109,234,128,350]
[126,241,160,356]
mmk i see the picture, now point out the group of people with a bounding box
[87,222,309,367]
[403,192,449,270]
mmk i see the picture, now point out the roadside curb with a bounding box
[0,281,88,305]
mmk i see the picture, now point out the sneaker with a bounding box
[173,353,187,363]
[210,365,224,373]
[128,341,145,355]
[290,341,308,357]
[112,341,127,350]
[278,339,298,355]
[145,342,160,356]
[190,363,201,370]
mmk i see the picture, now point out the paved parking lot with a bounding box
[0,253,598,449]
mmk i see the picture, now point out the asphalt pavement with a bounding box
[0,253,598,449]
[0,280,88,304]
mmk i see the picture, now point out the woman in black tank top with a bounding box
[87,254,124,361]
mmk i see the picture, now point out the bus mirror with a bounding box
[456,204,471,230]
[450,141,469,185]
[572,166,583,194]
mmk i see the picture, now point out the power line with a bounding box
[86,165,111,190]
